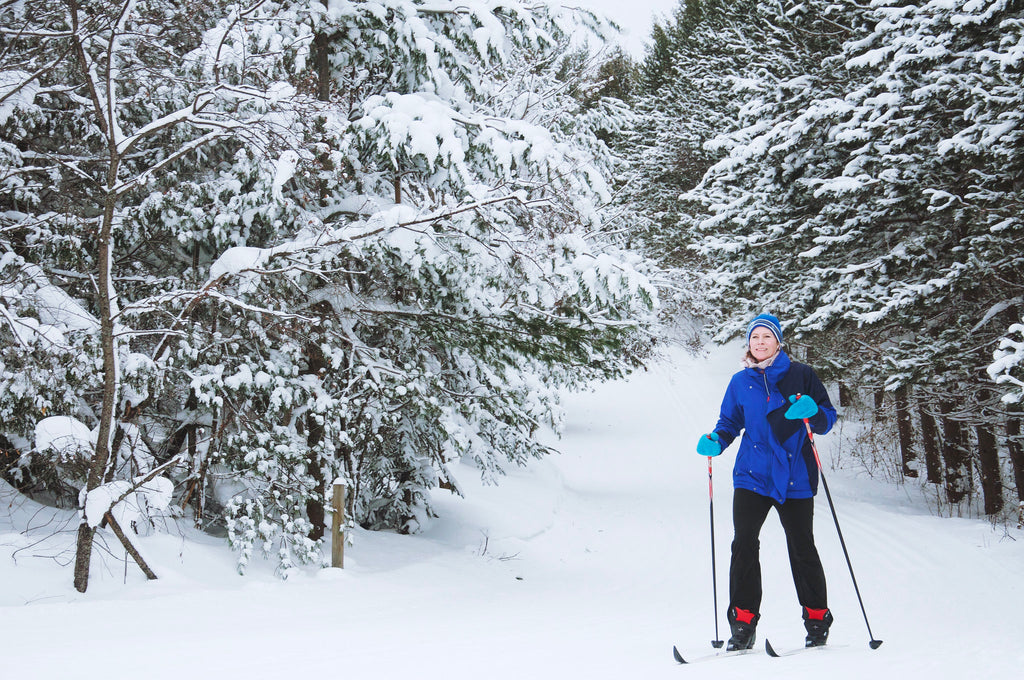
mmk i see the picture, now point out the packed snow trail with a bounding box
[2,344,1023,679]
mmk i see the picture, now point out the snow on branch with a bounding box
[989,321,1024,404]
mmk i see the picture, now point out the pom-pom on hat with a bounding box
[747,313,783,345]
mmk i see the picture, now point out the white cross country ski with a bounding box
[673,644,759,664]
[764,639,849,657]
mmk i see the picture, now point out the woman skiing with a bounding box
[696,313,838,651]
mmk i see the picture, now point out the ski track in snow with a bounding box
[2,344,1024,679]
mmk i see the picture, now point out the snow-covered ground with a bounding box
[3,343,1023,679]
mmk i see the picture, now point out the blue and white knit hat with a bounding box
[746,313,783,345]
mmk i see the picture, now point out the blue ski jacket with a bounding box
[713,350,837,503]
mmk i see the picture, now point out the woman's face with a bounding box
[748,327,780,362]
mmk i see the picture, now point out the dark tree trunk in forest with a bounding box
[306,451,327,541]
[303,341,329,541]
[873,388,884,421]
[975,389,1003,516]
[976,422,1002,515]
[938,401,970,506]
[918,399,943,484]
[314,0,330,101]
[893,385,918,478]
[314,42,330,101]
[304,4,333,542]
[1006,405,1024,506]
[839,382,852,408]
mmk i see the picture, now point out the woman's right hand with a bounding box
[696,432,722,457]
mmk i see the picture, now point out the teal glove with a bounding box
[785,394,819,420]
[696,432,722,457]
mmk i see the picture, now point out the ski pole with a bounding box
[706,454,725,648]
[802,417,883,649]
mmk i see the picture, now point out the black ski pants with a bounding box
[728,488,827,615]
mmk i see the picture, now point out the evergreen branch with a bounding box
[111,124,246,197]
[0,52,77,108]
[347,303,638,334]
[114,88,228,156]
[334,193,548,241]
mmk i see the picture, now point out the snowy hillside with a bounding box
[2,344,1023,679]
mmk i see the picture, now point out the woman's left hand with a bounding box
[785,394,819,420]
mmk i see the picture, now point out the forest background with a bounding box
[1,0,1022,592]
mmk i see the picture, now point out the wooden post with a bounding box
[331,480,346,568]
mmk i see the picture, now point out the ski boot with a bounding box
[803,607,834,647]
[726,606,760,651]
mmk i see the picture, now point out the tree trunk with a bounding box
[304,340,329,540]
[314,17,330,102]
[1006,405,1024,506]
[306,450,327,540]
[893,385,918,478]
[838,382,852,408]
[918,398,943,484]
[976,421,1003,516]
[938,400,970,506]
[975,389,1003,516]
[105,512,158,580]
[73,192,120,593]
[70,11,126,593]
[873,387,885,422]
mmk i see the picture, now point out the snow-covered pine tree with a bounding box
[199,1,660,566]
[1,0,659,582]
[990,320,1024,516]
[683,0,1024,515]
[617,1,866,338]
[1,0,317,589]
[625,0,868,264]
[991,324,1024,405]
